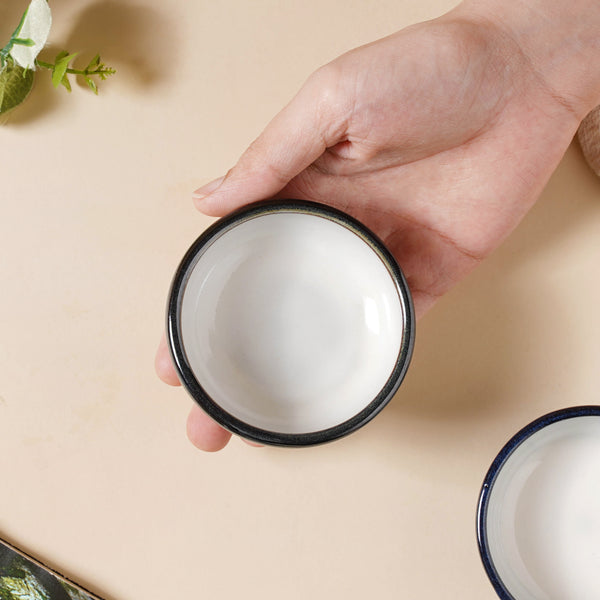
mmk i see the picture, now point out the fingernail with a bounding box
[192,175,226,200]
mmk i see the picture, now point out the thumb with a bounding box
[193,69,347,216]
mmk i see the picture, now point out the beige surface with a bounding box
[1,0,600,598]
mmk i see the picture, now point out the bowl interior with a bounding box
[482,414,600,600]
[178,210,406,434]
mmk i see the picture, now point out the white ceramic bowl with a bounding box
[166,200,414,446]
[477,406,600,600]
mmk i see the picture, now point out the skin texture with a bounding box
[155,3,600,451]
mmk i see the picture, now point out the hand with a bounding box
[156,2,599,451]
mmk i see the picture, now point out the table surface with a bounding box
[1,0,599,598]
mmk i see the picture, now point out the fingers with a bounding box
[193,67,349,216]
[154,333,181,387]
[242,438,264,448]
[187,404,232,452]
[156,333,261,451]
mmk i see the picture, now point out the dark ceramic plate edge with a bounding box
[476,405,600,599]
[166,199,416,447]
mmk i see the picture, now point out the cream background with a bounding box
[1,0,599,598]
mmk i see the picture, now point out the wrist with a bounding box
[454,0,600,120]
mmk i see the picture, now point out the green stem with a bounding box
[35,59,113,76]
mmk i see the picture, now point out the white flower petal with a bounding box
[9,0,52,70]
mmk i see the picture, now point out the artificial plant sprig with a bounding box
[0,0,115,116]
[36,51,116,94]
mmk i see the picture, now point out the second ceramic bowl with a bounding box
[477,406,600,600]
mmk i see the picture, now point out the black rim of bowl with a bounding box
[166,199,415,447]
[476,405,600,599]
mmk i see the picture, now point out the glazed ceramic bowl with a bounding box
[166,200,414,446]
[477,406,600,600]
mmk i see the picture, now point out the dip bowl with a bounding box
[477,406,600,600]
[166,200,415,446]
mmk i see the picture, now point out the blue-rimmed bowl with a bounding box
[166,199,415,447]
[477,406,600,599]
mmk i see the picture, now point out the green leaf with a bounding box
[11,5,30,39]
[51,52,78,88]
[84,77,97,95]
[0,60,34,115]
[60,72,71,92]
[86,54,100,70]
[11,38,35,47]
